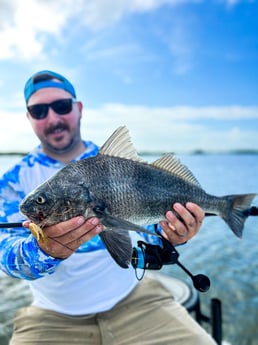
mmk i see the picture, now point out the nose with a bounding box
[46,107,61,122]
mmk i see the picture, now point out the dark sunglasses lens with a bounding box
[27,99,73,119]
[51,99,73,114]
[27,104,48,119]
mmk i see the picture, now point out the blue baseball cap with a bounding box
[24,70,76,104]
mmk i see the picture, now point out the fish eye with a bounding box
[36,194,47,205]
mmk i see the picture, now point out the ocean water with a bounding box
[0,153,257,345]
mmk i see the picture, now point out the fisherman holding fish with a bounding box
[0,71,218,344]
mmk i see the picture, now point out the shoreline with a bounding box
[0,150,257,156]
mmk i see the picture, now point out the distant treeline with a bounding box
[0,150,258,156]
[0,152,28,156]
[139,149,258,156]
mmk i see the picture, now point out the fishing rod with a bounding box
[205,206,258,217]
[243,206,258,216]
[132,205,258,292]
[0,222,23,228]
[0,206,257,291]
[0,206,257,229]
[132,235,211,293]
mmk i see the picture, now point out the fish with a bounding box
[19,126,257,268]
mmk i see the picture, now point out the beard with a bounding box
[42,121,82,155]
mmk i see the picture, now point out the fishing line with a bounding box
[0,206,256,229]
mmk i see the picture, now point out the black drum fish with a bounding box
[20,126,257,268]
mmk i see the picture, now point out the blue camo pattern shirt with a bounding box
[0,142,160,280]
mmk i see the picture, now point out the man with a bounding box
[0,70,216,344]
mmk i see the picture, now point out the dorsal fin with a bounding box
[151,153,202,187]
[99,126,145,162]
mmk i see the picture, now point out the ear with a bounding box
[77,101,83,112]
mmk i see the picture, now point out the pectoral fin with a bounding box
[92,204,160,237]
[86,203,160,268]
[100,230,132,268]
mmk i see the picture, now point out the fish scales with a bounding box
[19,126,257,268]
[62,155,211,225]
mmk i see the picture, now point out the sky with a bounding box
[0,0,258,154]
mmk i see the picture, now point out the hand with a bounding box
[23,216,103,259]
[159,202,204,245]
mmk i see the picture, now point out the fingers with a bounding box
[185,202,205,228]
[160,202,205,245]
[34,217,103,259]
[23,220,31,228]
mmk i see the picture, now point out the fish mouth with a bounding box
[24,210,47,227]
[32,218,49,229]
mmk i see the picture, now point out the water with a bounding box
[0,154,257,345]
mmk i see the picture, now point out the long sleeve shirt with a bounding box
[0,142,159,315]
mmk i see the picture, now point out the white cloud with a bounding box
[82,104,258,152]
[76,0,202,30]
[0,0,202,61]
[0,0,244,81]
[0,110,38,152]
[0,103,256,153]
[86,103,258,121]
[85,42,143,61]
[0,0,68,60]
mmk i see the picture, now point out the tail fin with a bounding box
[222,193,257,238]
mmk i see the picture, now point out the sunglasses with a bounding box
[27,98,75,120]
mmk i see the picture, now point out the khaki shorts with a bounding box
[10,277,216,345]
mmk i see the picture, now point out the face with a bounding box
[27,88,83,156]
